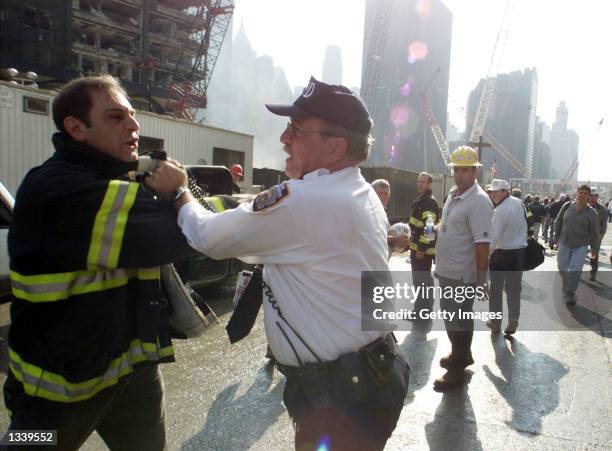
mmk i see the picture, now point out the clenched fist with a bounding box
[145,159,188,198]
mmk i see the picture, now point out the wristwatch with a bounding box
[170,186,189,202]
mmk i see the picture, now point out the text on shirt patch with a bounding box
[253,182,290,212]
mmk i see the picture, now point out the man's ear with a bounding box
[329,136,349,162]
[63,116,88,141]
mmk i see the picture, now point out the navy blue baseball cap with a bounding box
[265,76,373,134]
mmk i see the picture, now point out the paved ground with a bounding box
[1,230,610,450]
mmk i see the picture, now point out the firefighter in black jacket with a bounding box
[408,172,440,318]
[4,76,194,450]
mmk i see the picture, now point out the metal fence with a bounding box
[254,166,455,224]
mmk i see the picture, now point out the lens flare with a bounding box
[400,82,412,97]
[416,0,432,16]
[391,104,417,138]
[408,41,428,62]
[389,144,397,165]
[390,105,409,126]
[316,435,330,451]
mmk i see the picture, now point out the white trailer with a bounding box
[0,81,254,196]
[0,81,254,291]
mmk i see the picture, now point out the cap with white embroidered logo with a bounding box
[265,76,372,134]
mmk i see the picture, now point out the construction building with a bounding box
[532,118,552,180]
[465,68,538,181]
[549,101,580,181]
[321,45,343,86]
[361,0,453,174]
[0,0,234,119]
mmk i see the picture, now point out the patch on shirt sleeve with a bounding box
[252,182,290,212]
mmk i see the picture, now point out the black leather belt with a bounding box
[275,334,398,378]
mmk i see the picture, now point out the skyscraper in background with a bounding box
[533,118,552,180]
[550,101,580,181]
[206,20,293,169]
[361,0,452,174]
[322,45,343,85]
[465,68,538,181]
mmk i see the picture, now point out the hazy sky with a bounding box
[233,0,611,182]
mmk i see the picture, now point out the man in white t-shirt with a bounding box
[487,179,527,335]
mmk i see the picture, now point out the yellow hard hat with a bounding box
[448,145,482,167]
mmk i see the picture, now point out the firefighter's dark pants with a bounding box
[410,251,435,317]
[3,365,165,451]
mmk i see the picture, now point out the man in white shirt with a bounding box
[487,179,527,335]
[434,146,493,390]
[147,77,409,450]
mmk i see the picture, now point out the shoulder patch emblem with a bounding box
[253,182,290,212]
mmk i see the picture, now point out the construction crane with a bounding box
[165,0,234,120]
[361,0,394,115]
[468,0,515,147]
[445,91,529,177]
[554,117,605,197]
[422,95,451,167]
[362,0,515,174]
[421,67,450,168]
[419,1,515,175]
[481,128,528,176]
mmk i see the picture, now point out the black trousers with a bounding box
[590,256,599,274]
[489,248,525,323]
[280,338,409,451]
[590,244,601,275]
[436,275,476,369]
[590,241,601,274]
[3,365,166,451]
[410,251,434,315]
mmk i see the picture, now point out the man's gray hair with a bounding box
[371,179,390,191]
[325,122,374,162]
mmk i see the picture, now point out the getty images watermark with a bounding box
[371,282,498,322]
[361,271,612,332]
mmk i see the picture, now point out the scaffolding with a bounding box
[0,0,234,120]
[164,0,234,119]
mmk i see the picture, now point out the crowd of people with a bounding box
[374,152,609,391]
[3,73,610,450]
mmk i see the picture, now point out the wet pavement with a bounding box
[1,230,610,450]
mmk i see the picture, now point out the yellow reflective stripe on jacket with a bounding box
[10,267,160,303]
[409,242,436,255]
[418,235,431,244]
[9,340,173,403]
[205,197,226,213]
[421,210,438,222]
[87,181,139,270]
[409,216,424,228]
[136,267,161,280]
